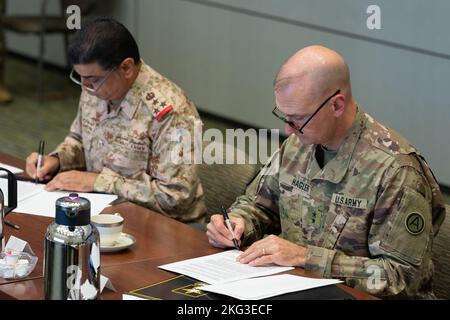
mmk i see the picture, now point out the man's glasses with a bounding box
[272,89,341,134]
[69,67,117,93]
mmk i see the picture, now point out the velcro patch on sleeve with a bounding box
[405,212,425,235]
[380,187,431,265]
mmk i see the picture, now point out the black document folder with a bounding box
[126,275,356,300]
[127,275,228,300]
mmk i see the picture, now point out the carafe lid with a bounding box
[55,193,91,226]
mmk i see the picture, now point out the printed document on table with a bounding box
[198,274,343,300]
[0,178,43,203]
[0,163,23,176]
[158,250,293,285]
[0,178,117,218]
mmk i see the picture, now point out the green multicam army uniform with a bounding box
[229,107,445,298]
[52,62,206,223]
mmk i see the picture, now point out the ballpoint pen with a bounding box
[221,205,240,250]
[35,140,45,184]
[4,219,20,230]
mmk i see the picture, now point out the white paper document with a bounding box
[198,274,343,300]
[0,178,117,218]
[0,163,23,176]
[158,250,294,285]
[122,294,147,300]
[0,178,43,203]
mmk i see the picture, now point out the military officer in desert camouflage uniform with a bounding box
[25,17,206,223]
[206,45,446,298]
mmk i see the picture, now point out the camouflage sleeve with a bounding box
[50,104,86,172]
[93,110,204,222]
[228,146,283,246]
[305,164,434,298]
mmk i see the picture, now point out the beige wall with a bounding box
[137,0,450,186]
[5,0,450,185]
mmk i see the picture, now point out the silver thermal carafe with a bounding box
[0,167,17,251]
[44,193,100,300]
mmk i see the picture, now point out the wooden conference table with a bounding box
[0,151,376,300]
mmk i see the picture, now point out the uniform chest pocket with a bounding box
[318,203,350,249]
[105,138,149,177]
[115,133,149,158]
[279,182,308,244]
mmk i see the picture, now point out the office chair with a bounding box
[432,204,450,299]
[197,141,261,221]
[0,0,97,101]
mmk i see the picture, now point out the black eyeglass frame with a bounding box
[272,89,341,134]
[69,66,117,94]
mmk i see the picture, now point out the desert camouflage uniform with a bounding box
[52,62,206,223]
[229,107,445,298]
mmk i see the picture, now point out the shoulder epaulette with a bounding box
[143,90,174,121]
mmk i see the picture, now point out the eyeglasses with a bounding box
[69,67,117,93]
[272,89,341,134]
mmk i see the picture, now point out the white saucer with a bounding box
[100,233,136,253]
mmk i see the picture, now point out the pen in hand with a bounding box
[221,205,240,250]
[35,140,45,184]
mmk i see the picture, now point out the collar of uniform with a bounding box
[116,63,147,120]
[309,106,367,183]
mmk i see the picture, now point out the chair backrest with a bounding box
[197,141,261,219]
[432,204,450,299]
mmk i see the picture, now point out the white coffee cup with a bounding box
[91,213,124,246]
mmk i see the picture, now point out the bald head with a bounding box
[273,46,357,149]
[275,46,352,101]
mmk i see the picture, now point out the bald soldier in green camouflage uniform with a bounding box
[207,46,445,298]
[25,18,206,223]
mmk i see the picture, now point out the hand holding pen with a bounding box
[35,140,45,183]
[221,206,240,250]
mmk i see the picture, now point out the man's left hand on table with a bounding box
[45,170,99,193]
[237,234,308,268]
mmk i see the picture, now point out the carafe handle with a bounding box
[0,168,17,214]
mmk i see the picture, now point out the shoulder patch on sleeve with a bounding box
[380,187,431,265]
[405,212,425,235]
